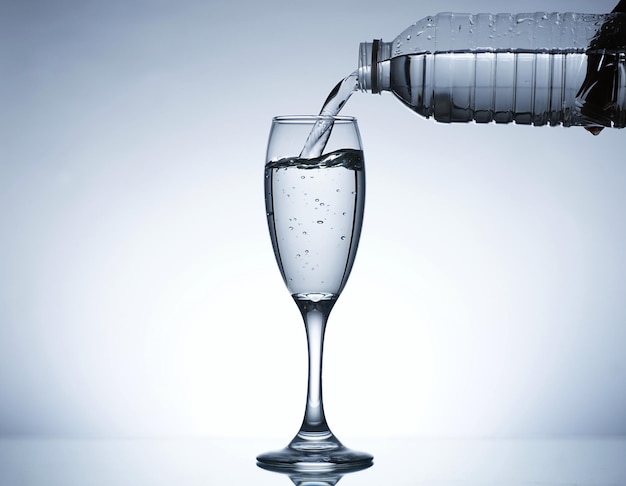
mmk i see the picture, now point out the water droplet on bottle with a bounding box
[302,231,308,235]
[289,226,294,230]
[317,220,324,224]
[305,250,309,255]
[341,236,346,240]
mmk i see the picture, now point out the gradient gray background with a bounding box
[1,0,625,439]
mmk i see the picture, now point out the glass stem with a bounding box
[294,298,337,439]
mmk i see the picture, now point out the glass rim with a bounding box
[272,115,357,123]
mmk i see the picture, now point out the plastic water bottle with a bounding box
[357,9,626,131]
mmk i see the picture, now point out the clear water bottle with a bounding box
[357,8,626,131]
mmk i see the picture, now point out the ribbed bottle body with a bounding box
[359,11,626,128]
[389,50,626,127]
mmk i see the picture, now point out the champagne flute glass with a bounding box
[257,116,373,471]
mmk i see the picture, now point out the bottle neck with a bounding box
[358,40,392,93]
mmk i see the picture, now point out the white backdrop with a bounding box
[1,0,625,438]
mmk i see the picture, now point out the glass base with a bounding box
[257,435,373,472]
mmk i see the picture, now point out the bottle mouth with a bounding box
[358,40,391,93]
[358,41,376,92]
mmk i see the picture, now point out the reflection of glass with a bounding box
[259,463,371,486]
[257,116,372,471]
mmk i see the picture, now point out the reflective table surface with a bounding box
[1,437,624,485]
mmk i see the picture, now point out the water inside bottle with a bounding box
[389,50,626,128]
